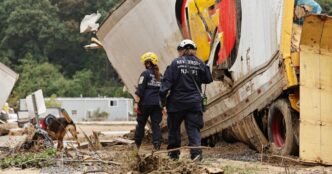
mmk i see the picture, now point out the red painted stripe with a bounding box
[181,0,189,38]
[218,0,237,64]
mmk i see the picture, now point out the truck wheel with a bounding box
[268,99,297,155]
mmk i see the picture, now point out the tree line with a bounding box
[0,0,128,106]
[317,0,332,15]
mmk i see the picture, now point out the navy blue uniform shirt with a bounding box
[135,68,161,106]
[159,55,213,112]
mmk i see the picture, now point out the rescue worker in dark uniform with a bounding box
[160,39,213,160]
[134,52,162,150]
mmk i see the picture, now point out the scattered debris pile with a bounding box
[0,122,225,173]
[0,122,318,174]
[20,128,54,151]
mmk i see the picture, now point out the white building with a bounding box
[20,97,133,122]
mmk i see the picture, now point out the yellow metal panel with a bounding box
[201,9,216,33]
[300,120,322,163]
[291,52,300,67]
[187,1,211,62]
[288,92,299,112]
[321,123,332,164]
[280,0,295,57]
[320,16,332,51]
[195,0,215,9]
[320,21,332,123]
[300,15,332,165]
[300,16,324,51]
[319,17,332,165]
[300,47,321,163]
[280,0,298,88]
[284,57,298,87]
[194,0,217,32]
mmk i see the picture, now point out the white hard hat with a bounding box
[177,39,197,50]
[140,52,159,65]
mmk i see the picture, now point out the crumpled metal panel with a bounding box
[97,0,182,96]
[98,0,285,148]
[0,63,18,109]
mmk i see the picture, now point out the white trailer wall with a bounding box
[0,63,18,109]
[97,0,182,95]
[97,0,284,98]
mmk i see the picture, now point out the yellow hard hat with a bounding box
[140,52,159,65]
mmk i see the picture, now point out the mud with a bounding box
[205,142,260,162]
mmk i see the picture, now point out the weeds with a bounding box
[0,148,57,169]
[223,165,258,174]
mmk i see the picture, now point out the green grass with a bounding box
[0,148,57,169]
[223,165,259,174]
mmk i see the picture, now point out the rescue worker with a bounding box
[160,39,213,160]
[134,52,162,150]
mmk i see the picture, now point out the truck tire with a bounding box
[267,99,297,155]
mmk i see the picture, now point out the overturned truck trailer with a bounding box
[97,0,332,164]
[97,0,284,151]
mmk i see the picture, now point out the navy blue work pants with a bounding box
[134,105,162,146]
[167,110,203,159]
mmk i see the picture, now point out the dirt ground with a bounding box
[75,123,135,135]
[1,124,332,174]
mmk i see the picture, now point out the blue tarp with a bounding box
[297,0,322,14]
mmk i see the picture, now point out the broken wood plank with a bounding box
[92,131,102,150]
[113,138,134,145]
[78,126,102,159]
[203,167,224,174]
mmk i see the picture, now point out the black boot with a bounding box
[153,143,160,151]
[191,153,203,161]
[168,151,180,160]
[135,142,141,150]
